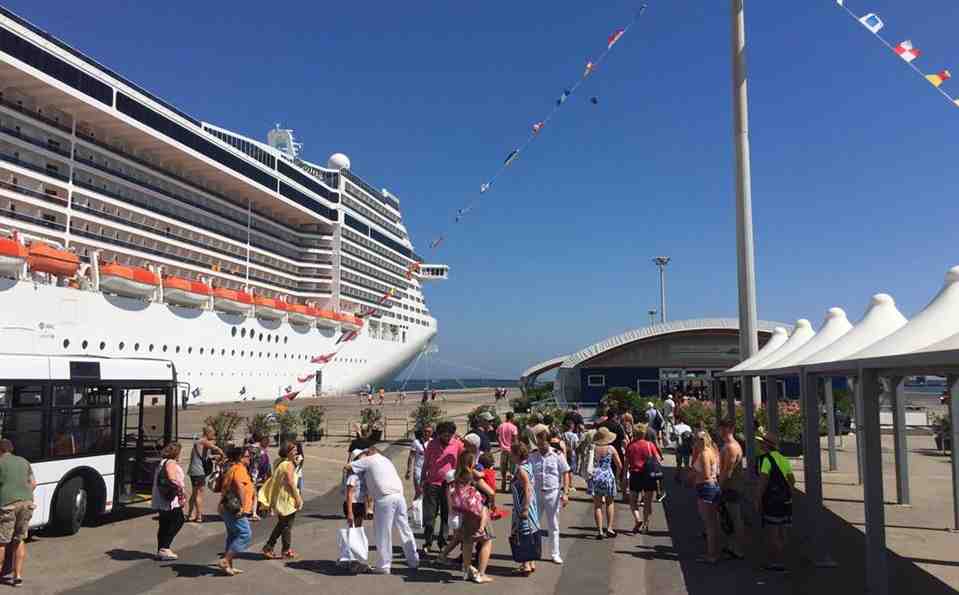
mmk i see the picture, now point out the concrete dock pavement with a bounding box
[20,393,959,593]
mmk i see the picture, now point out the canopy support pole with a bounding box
[860,368,888,595]
[742,375,758,469]
[766,375,779,432]
[889,376,910,506]
[801,370,837,567]
[949,374,959,531]
[725,377,736,419]
[852,375,864,485]
[825,377,838,472]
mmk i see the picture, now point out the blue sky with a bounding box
[10,1,959,378]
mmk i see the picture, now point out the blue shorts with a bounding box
[696,482,721,504]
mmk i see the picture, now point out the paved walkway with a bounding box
[20,397,959,593]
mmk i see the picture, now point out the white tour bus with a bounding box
[0,354,179,534]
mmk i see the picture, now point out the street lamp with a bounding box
[648,309,657,326]
[652,256,670,323]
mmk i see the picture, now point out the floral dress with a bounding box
[511,460,540,535]
[587,447,617,497]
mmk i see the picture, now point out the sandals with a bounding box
[217,559,236,576]
[262,548,280,560]
[282,549,298,560]
[605,529,618,538]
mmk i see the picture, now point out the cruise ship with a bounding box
[0,8,448,403]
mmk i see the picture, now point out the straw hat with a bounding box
[594,426,616,446]
[463,433,482,450]
[531,424,550,439]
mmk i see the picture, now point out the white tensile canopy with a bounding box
[735,318,815,374]
[760,307,852,373]
[724,325,789,374]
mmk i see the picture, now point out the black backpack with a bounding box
[651,410,664,431]
[760,453,792,508]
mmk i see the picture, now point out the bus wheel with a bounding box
[52,477,87,535]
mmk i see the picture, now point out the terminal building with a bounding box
[521,318,792,404]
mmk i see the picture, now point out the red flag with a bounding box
[607,29,624,49]
[297,373,315,383]
[311,352,336,364]
[532,121,544,134]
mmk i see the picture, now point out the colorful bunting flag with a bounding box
[532,121,544,134]
[556,89,570,106]
[584,60,596,78]
[504,149,520,167]
[297,373,315,383]
[858,13,883,34]
[311,352,336,364]
[430,235,445,249]
[480,182,491,194]
[608,29,624,49]
[926,69,951,87]
[590,96,599,105]
[894,40,921,63]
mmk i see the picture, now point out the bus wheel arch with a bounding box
[51,468,106,535]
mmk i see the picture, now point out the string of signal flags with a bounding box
[836,1,957,107]
[427,3,652,251]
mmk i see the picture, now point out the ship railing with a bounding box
[0,96,73,134]
[0,124,72,158]
[0,150,69,181]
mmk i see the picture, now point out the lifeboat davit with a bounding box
[287,304,315,326]
[315,309,340,328]
[99,263,159,298]
[339,313,364,331]
[0,237,27,278]
[27,242,79,277]
[163,276,212,308]
[213,287,253,315]
[253,296,288,320]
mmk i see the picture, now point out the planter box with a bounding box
[303,429,324,442]
[370,429,383,442]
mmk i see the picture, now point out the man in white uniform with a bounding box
[348,448,419,574]
[529,425,571,564]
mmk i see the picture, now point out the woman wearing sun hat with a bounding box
[587,426,622,539]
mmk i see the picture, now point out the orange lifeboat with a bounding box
[287,304,315,326]
[99,263,159,298]
[315,308,340,329]
[26,242,79,277]
[0,237,27,278]
[213,287,253,315]
[338,312,364,331]
[253,296,288,320]
[163,276,212,308]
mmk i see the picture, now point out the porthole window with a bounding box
[232,327,238,337]
[149,344,154,352]
[162,345,168,352]
[221,349,226,356]
[62,339,70,349]
[119,341,125,351]
[241,328,247,338]
[134,343,140,352]
[99,341,106,351]
[241,351,245,357]
[199,348,204,355]
[81,340,88,350]
[259,333,263,342]
[176,346,181,353]
[188,347,193,354]
[284,337,288,344]
[232,350,236,356]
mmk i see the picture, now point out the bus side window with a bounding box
[51,385,113,457]
[0,385,45,461]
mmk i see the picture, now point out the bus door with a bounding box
[115,385,174,506]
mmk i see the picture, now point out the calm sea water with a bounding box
[383,378,518,392]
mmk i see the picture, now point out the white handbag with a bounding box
[408,497,424,531]
[336,526,369,564]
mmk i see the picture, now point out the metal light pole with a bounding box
[648,309,657,326]
[732,0,762,465]
[653,256,670,323]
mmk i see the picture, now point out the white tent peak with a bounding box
[801,293,907,366]
[739,318,816,373]
[725,326,790,373]
[765,307,853,370]
[848,265,959,361]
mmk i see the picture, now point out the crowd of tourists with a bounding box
[0,390,798,584]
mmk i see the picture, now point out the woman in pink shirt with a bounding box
[418,421,463,552]
[496,413,519,492]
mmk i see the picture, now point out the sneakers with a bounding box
[550,554,564,565]
[368,567,391,575]
[156,549,178,561]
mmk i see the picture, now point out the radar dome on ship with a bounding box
[328,153,351,170]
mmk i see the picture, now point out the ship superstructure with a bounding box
[0,7,444,402]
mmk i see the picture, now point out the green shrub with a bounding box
[275,410,301,441]
[360,407,384,431]
[204,410,244,447]
[410,402,445,432]
[300,405,326,437]
[246,412,276,440]
[510,394,533,413]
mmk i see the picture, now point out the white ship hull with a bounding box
[0,278,434,404]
